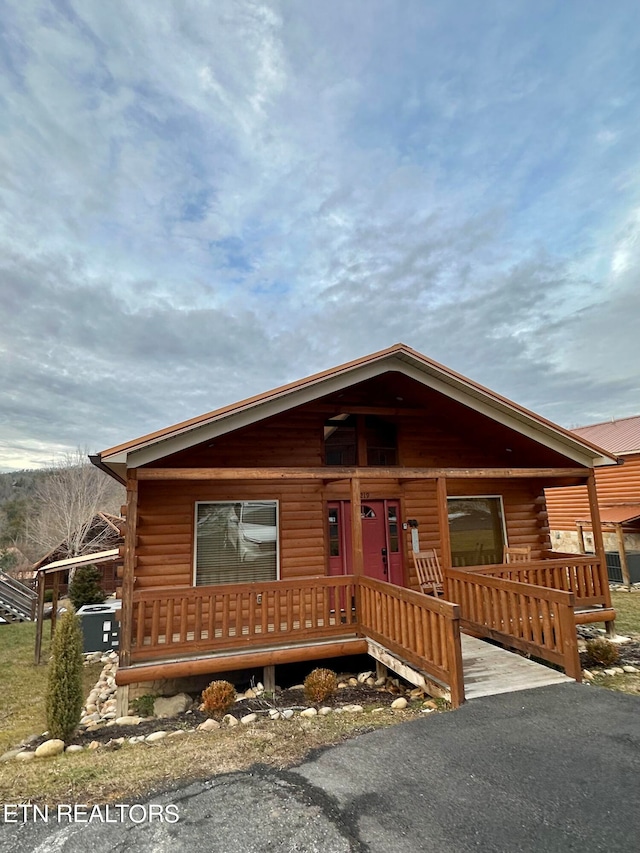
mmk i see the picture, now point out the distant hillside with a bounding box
[0,463,124,562]
[0,469,52,507]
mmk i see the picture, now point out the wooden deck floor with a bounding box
[461,634,574,700]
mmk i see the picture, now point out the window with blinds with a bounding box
[194,501,279,586]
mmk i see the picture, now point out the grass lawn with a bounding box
[0,621,102,755]
[582,590,640,698]
[610,589,640,638]
[0,620,431,806]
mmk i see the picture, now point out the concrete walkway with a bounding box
[1,683,638,852]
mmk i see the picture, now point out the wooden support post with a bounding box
[436,477,451,571]
[115,684,129,718]
[350,477,364,576]
[375,660,387,681]
[120,472,139,669]
[615,523,632,589]
[586,473,612,602]
[576,522,586,555]
[34,572,46,665]
[263,665,276,693]
[436,477,452,598]
[50,572,60,639]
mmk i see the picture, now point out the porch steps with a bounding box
[461,634,573,700]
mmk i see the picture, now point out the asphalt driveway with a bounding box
[1,683,638,852]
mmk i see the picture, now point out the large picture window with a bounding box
[194,501,278,586]
[447,496,506,567]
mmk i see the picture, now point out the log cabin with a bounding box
[546,414,640,586]
[91,344,619,710]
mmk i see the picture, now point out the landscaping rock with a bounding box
[371,707,385,714]
[154,693,192,718]
[168,730,187,738]
[300,708,318,718]
[198,718,221,732]
[622,665,639,673]
[145,731,168,743]
[88,741,100,750]
[222,714,239,727]
[281,709,295,720]
[0,750,22,762]
[244,688,256,699]
[65,745,84,754]
[241,713,258,725]
[35,739,65,758]
[128,736,145,744]
[115,715,142,726]
[318,707,332,716]
[268,709,281,720]
[343,704,364,713]
[15,751,35,761]
[375,677,387,687]
[422,699,438,710]
[391,697,408,710]
[604,668,618,676]
[337,682,348,689]
[357,671,374,683]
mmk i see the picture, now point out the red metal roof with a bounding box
[573,415,640,455]
[576,505,640,525]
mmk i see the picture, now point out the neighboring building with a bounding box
[546,415,640,584]
[32,511,123,595]
[90,344,617,709]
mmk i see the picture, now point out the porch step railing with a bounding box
[358,577,464,707]
[0,571,37,622]
[456,556,611,610]
[445,568,582,681]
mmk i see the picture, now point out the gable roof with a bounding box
[573,415,640,456]
[94,343,618,482]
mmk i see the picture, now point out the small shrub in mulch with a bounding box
[303,668,338,704]
[584,638,619,668]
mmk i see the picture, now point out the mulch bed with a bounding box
[579,638,640,669]
[25,683,402,749]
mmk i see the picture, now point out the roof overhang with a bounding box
[94,345,619,480]
[577,505,640,526]
[35,548,121,574]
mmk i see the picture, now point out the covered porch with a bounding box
[115,552,612,710]
[114,464,615,711]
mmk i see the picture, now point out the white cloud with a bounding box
[1,0,640,469]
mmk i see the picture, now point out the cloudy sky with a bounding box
[1,1,640,471]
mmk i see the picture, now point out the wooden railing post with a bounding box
[558,598,582,682]
[447,603,465,708]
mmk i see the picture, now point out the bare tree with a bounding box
[28,449,125,559]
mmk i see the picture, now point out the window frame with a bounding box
[446,494,508,566]
[192,499,280,587]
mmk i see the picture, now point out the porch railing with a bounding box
[445,568,582,680]
[454,556,611,610]
[131,574,466,706]
[132,576,358,661]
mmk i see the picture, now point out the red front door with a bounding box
[328,500,404,585]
